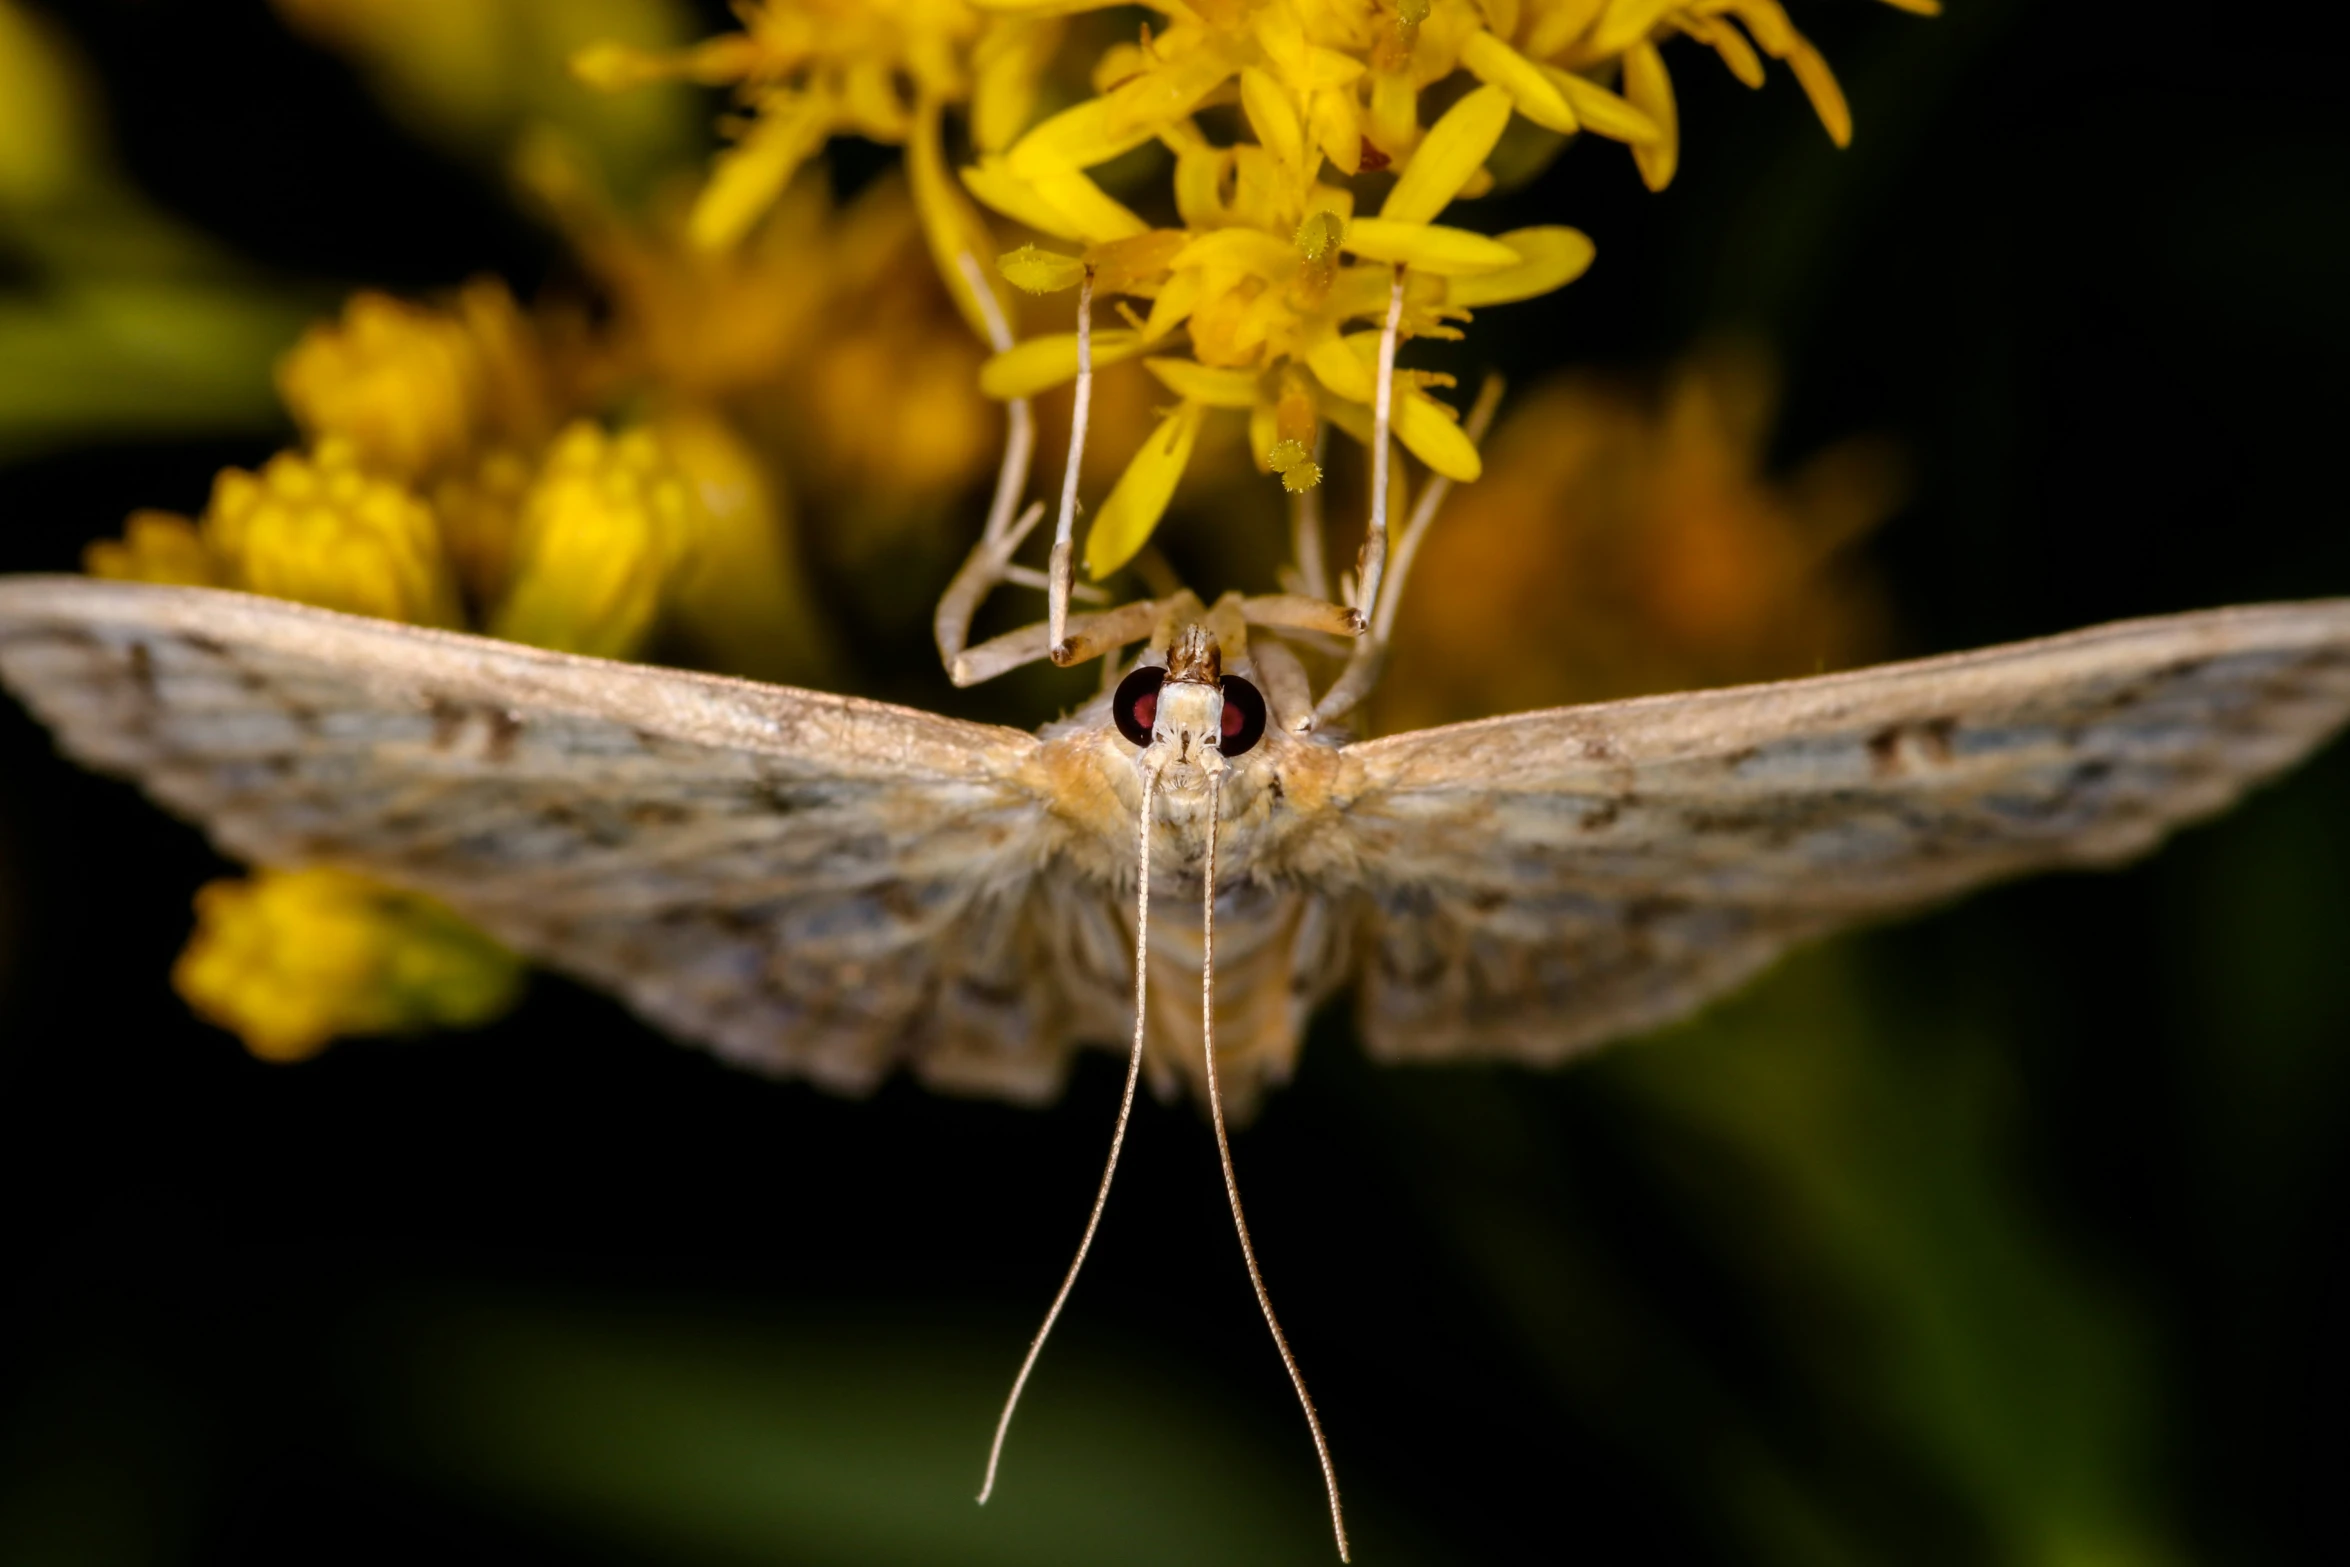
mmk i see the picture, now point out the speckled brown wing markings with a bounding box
[1337,602,2350,1065]
[9,579,2350,1097]
[0,577,1090,1099]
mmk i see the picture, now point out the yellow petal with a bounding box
[1622,40,1679,192]
[960,155,1085,240]
[1342,218,1523,276]
[1693,16,1768,89]
[1239,66,1304,170]
[1144,271,1201,340]
[1025,162,1149,243]
[1087,401,1205,578]
[1306,333,1375,403]
[1099,44,1236,143]
[999,244,1088,294]
[1540,66,1664,144]
[1393,388,1481,481]
[1782,33,1853,146]
[979,328,1145,399]
[970,17,1061,153]
[1590,0,1681,56]
[1170,225,1292,274]
[1145,357,1260,408]
[1525,0,1608,57]
[1009,95,1159,174]
[1381,84,1514,224]
[1443,227,1596,307]
[1720,0,1796,53]
[688,90,830,251]
[1459,31,1578,135]
[1309,88,1363,174]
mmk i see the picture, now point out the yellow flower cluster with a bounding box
[585,0,1931,579]
[66,0,1933,1066]
[175,867,522,1063]
[85,281,757,1063]
[1380,342,1904,732]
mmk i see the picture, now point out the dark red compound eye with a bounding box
[1112,665,1167,747]
[1218,674,1267,756]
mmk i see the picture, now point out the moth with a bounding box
[6,573,2350,1560]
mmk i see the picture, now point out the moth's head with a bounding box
[1112,624,1266,799]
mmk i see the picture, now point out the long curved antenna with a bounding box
[1202,773,1350,1561]
[1352,268,1407,620]
[977,765,1155,1505]
[1048,266,1095,663]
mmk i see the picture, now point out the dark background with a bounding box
[4,1,2348,1563]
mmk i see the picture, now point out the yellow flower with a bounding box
[1513,0,1938,190]
[427,445,537,609]
[1379,342,1904,733]
[653,405,836,685]
[524,146,997,517]
[0,0,99,205]
[573,0,1053,332]
[201,439,464,627]
[175,867,522,1063]
[977,78,1593,576]
[268,0,697,188]
[491,420,697,659]
[85,510,220,587]
[275,279,556,482]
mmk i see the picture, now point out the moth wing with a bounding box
[1336,601,2350,1065]
[0,578,1110,1101]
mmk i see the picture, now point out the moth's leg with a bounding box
[1250,633,1315,733]
[933,253,1041,669]
[935,501,1044,666]
[1314,373,1505,727]
[1241,593,1364,640]
[951,597,1166,686]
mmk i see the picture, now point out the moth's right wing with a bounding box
[0,578,1118,1101]
[1336,601,2350,1066]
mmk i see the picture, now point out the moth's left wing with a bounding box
[1336,601,2350,1066]
[0,578,1106,1100]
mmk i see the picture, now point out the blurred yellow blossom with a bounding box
[86,510,221,589]
[1512,0,1936,190]
[271,0,697,189]
[525,148,997,520]
[429,445,538,609]
[1380,342,1904,732]
[572,0,1052,319]
[202,439,465,628]
[653,405,835,684]
[175,867,523,1063]
[0,0,97,205]
[276,280,558,483]
[491,420,697,659]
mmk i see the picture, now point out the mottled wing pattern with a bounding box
[1335,602,2350,1065]
[0,578,1102,1101]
